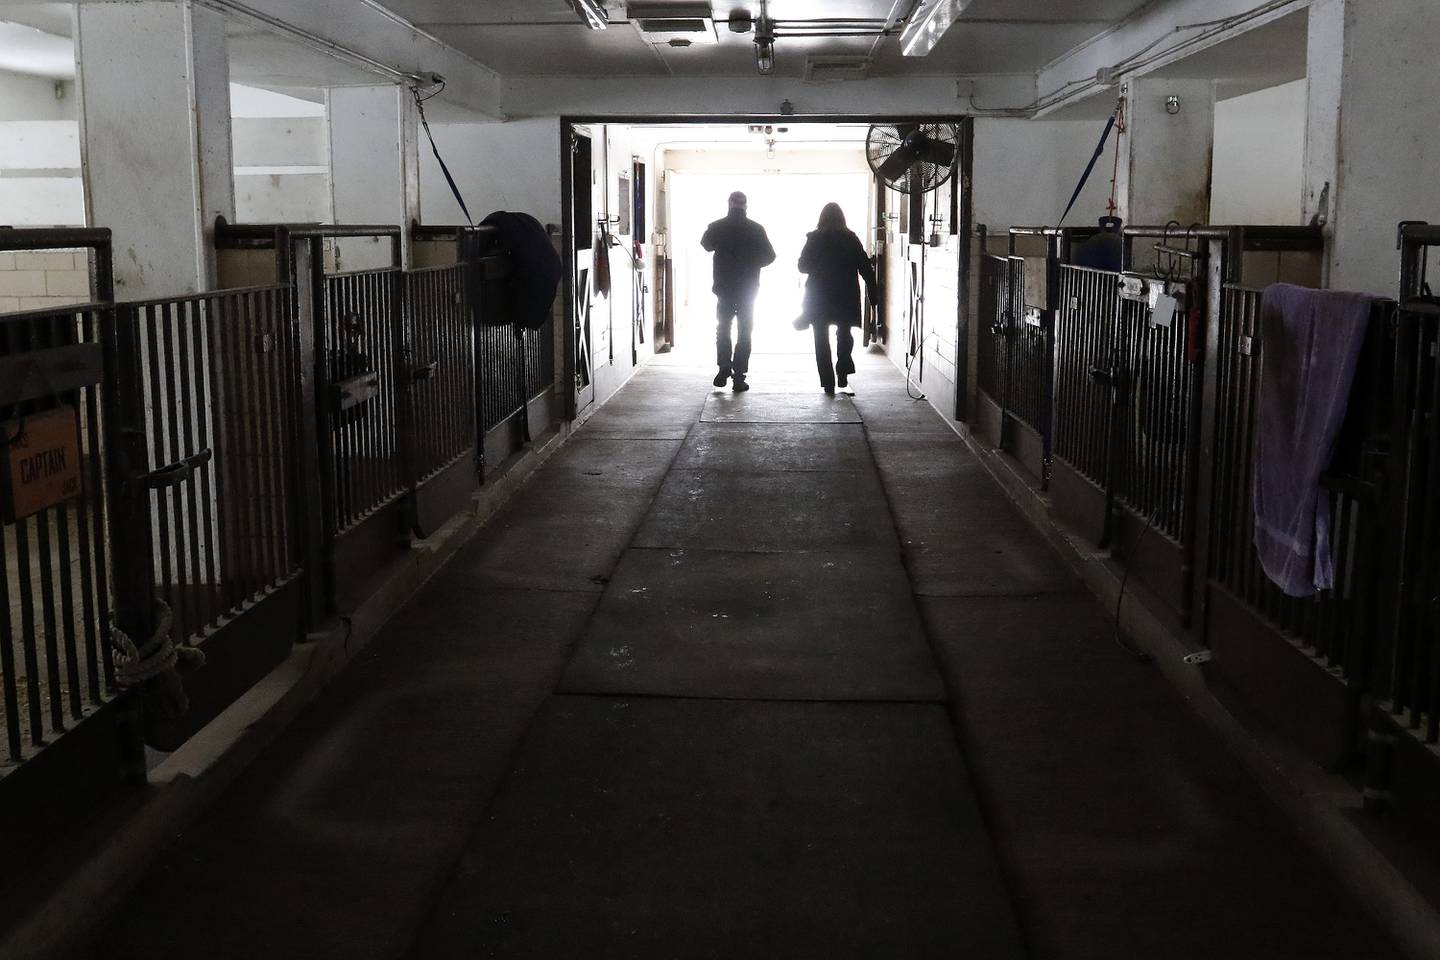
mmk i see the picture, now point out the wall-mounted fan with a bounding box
[866,123,959,194]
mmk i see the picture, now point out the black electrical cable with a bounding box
[904,193,927,402]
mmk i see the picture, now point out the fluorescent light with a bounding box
[754,13,775,75]
[899,0,973,57]
[566,0,609,30]
[755,38,775,74]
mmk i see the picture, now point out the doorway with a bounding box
[667,169,872,363]
[559,116,967,411]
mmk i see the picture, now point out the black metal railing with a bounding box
[1052,265,1121,486]
[0,216,563,861]
[0,303,113,765]
[1010,285,1049,438]
[321,268,406,533]
[1207,286,1389,681]
[529,319,555,402]
[122,287,301,647]
[405,264,475,482]
[976,255,1010,405]
[1117,291,1195,543]
[476,322,529,435]
[1382,224,1440,745]
[1385,300,1440,740]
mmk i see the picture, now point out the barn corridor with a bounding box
[78,347,1391,959]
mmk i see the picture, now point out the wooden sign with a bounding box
[3,406,82,523]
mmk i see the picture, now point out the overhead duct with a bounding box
[626,2,719,45]
[804,56,871,82]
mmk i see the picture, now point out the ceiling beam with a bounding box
[189,0,506,118]
[1034,0,1309,117]
[502,74,1036,118]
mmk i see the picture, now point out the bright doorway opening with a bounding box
[668,169,872,361]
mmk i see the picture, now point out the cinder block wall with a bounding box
[0,249,93,313]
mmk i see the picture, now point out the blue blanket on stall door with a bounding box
[1253,283,1377,598]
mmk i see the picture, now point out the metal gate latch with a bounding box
[136,448,213,490]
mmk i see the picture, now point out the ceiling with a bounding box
[0,3,378,98]
[378,0,1159,79]
[1148,9,1309,100]
[0,1,1310,119]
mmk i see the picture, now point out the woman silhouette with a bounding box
[797,203,878,394]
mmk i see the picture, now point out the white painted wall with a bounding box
[327,84,417,270]
[230,85,331,224]
[661,149,870,175]
[0,177,84,226]
[1329,0,1440,294]
[417,118,562,227]
[0,119,79,169]
[974,118,1115,232]
[1210,80,1306,225]
[232,117,327,168]
[0,70,83,226]
[234,172,331,223]
[0,69,74,121]
[1120,78,1216,226]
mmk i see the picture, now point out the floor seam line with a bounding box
[856,395,1037,955]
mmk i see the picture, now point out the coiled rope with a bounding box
[109,600,205,721]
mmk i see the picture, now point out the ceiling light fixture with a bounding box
[566,0,609,30]
[755,37,775,74]
[754,3,775,75]
[899,0,974,57]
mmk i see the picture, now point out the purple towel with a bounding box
[1253,284,1376,598]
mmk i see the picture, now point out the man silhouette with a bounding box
[700,191,776,392]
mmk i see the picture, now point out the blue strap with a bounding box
[1059,110,1118,226]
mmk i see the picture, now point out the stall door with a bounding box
[570,129,597,414]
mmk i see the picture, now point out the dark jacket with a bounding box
[701,211,776,297]
[798,228,877,328]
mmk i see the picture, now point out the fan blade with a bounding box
[878,137,924,183]
[919,138,957,169]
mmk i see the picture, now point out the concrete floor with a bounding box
[76,344,1397,959]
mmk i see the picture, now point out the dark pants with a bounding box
[716,294,755,378]
[812,322,855,388]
